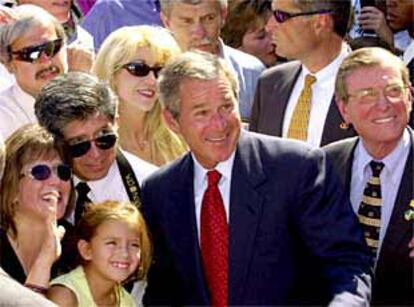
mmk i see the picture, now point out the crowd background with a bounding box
[0,0,413,306]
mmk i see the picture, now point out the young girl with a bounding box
[47,201,152,307]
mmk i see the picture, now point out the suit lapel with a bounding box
[165,155,209,302]
[378,128,414,259]
[271,63,301,136]
[228,132,266,303]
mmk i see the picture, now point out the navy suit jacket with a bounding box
[142,131,371,306]
[324,129,414,305]
[250,61,356,146]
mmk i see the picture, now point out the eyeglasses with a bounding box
[22,163,72,182]
[272,9,332,23]
[67,133,117,158]
[8,38,63,63]
[122,62,163,78]
[347,83,409,106]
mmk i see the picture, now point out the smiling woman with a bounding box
[94,25,188,166]
[0,124,74,292]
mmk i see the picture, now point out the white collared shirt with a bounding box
[403,39,414,65]
[282,43,350,147]
[193,151,236,241]
[0,83,36,140]
[350,129,410,255]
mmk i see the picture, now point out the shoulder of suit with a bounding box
[259,60,301,80]
[322,136,359,155]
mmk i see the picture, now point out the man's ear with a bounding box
[77,239,92,261]
[163,108,180,134]
[220,6,228,28]
[160,12,170,29]
[337,96,351,124]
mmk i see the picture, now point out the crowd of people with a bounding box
[0,0,413,306]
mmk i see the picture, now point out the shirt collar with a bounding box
[301,42,350,86]
[354,129,410,184]
[192,150,236,187]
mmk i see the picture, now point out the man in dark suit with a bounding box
[324,47,414,305]
[141,50,372,306]
[250,0,355,146]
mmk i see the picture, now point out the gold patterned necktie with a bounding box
[287,74,317,141]
[357,160,384,255]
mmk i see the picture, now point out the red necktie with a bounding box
[201,170,228,307]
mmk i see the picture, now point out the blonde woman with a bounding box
[94,25,187,166]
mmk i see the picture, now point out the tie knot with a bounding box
[304,74,317,88]
[369,160,384,177]
[76,182,90,196]
[207,170,221,187]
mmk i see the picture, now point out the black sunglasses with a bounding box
[67,133,117,158]
[22,163,72,182]
[122,62,163,78]
[273,9,332,23]
[8,38,63,63]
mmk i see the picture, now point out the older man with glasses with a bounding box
[324,47,414,305]
[251,0,356,147]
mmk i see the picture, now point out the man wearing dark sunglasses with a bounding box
[0,5,68,140]
[159,0,265,122]
[250,0,356,147]
[35,72,157,222]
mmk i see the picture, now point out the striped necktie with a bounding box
[358,160,384,255]
[287,74,317,141]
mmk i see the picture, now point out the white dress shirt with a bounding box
[282,43,350,147]
[350,129,410,257]
[0,83,36,140]
[193,151,235,241]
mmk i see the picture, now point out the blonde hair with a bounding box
[76,200,152,280]
[94,25,187,165]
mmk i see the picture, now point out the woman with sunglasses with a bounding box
[94,25,187,166]
[0,124,74,295]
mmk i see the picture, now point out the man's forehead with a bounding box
[62,114,115,139]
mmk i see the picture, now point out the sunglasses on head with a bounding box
[122,62,163,78]
[22,163,72,182]
[67,133,117,158]
[273,9,332,23]
[8,38,63,63]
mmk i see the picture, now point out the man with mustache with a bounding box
[159,0,265,121]
[0,4,68,140]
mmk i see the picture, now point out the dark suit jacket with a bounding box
[250,61,356,146]
[142,131,371,306]
[324,130,414,305]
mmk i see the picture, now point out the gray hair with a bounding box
[0,5,66,65]
[158,50,239,118]
[292,0,351,37]
[35,72,118,139]
[160,0,228,16]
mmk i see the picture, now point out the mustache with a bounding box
[35,66,60,79]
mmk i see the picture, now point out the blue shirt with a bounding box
[81,0,162,51]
